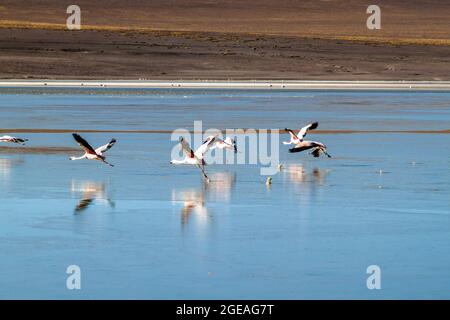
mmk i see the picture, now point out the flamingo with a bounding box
[70,133,116,167]
[170,136,216,181]
[0,135,28,145]
[284,122,331,158]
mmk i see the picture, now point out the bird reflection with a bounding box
[311,167,329,185]
[286,163,307,183]
[282,164,330,209]
[0,158,13,179]
[75,198,95,213]
[71,180,115,214]
[285,164,329,185]
[172,172,236,225]
[204,172,236,202]
[0,157,23,183]
[176,187,208,225]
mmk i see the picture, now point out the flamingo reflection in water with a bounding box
[285,164,330,185]
[0,158,14,179]
[282,164,331,210]
[171,172,236,225]
[0,157,24,185]
[71,180,115,214]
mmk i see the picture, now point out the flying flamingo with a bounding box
[0,135,28,145]
[170,136,217,181]
[284,122,331,158]
[70,133,116,167]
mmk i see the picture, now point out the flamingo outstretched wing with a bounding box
[179,137,196,159]
[297,122,319,140]
[74,198,94,213]
[95,138,117,155]
[285,128,300,141]
[194,135,217,158]
[72,133,97,155]
[289,145,313,153]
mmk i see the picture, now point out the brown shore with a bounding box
[1,129,449,135]
[0,146,79,154]
[0,0,450,80]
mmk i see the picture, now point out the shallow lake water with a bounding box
[0,88,449,299]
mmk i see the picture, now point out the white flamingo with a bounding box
[0,135,28,145]
[170,136,216,181]
[70,133,116,167]
[284,122,331,158]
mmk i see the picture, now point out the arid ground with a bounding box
[0,0,449,79]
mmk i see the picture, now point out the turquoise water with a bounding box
[0,89,449,299]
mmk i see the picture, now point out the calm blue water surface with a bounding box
[0,88,449,299]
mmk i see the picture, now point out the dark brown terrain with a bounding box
[0,0,449,80]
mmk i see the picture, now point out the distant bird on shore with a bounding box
[0,135,28,145]
[170,136,216,182]
[70,133,116,167]
[210,136,238,153]
[284,122,331,158]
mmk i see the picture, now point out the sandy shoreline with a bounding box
[2,80,450,91]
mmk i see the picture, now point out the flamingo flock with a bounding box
[170,135,238,181]
[1,122,331,181]
[169,123,330,180]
